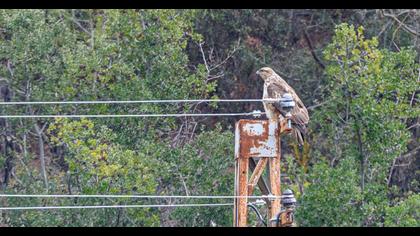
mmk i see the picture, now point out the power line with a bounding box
[0,99,280,106]
[0,111,264,119]
[0,200,267,211]
[0,203,234,211]
[0,194,279,199]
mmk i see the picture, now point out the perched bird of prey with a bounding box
[256,67,309,145]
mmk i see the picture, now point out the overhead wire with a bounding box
[0,203,234,211]
[0,112,263,119]
[0,98,274,212]
[0,99,280,105]
[0,99,270,118]
[0,195,272,211]
[0,98,277,118]
[0,194,279,199]
[0,199,267,211]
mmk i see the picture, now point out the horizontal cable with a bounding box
[0,203,234,211]
[0,111,264,119]
[0,99,281,105]
[0,194,279,199]
[0,200,267,211]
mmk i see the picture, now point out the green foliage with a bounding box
[296,158,363,226]
[0,9,217,226]
[384,194,420,227]
[129,124,235,226]
[0,10,419,227]
[48,118,158,196]
[296,23,419,226]
[0,9,214,138]
[3,118,160,226]
[167,125,234,226]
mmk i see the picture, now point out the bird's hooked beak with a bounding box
[256,70,260,76]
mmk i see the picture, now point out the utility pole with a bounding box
[233,94,297,227]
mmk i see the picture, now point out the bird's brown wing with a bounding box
[266,79,309,123]
[266,80,289,114]
[288,87,309,125]
[266,80,289,98]
[270,76,309,124]
[266,72,309,145]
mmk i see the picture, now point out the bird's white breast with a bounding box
[262,82,279,121]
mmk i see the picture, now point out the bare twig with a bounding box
[6,60,14,78]
[387,146,420,186]
[382,10,420,37]
[407,122,419,130]
[307,99,330,111]
[377,19,393,39]
[178,171,190,196]
[64,10,91,35]
[210,38,241,71]
[197,38,241,82]
[198,42,210,74]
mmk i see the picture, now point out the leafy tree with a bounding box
[294,23,419,226]
[3,118,160,226]
[296,157,363,226]
[0,9,220,226]
[0,10,419,227]
[166,125,235,226]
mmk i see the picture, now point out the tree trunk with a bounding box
[355,120,365,204]
[34,123,48,191]
[1,84,12,191]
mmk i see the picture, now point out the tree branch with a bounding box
[382,10,420,37]
[34,123,49,192]
[387,145,420,186]
[303,28,326,69]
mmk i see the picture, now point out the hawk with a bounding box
[256,67,309,145]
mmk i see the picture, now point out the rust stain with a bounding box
[234,119,290,227]
[236,120,279,158]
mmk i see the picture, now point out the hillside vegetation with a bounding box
[0,9,418,227]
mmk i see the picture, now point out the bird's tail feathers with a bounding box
[292,124,307,146]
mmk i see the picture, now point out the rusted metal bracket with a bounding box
[249,158,271,196]
[248,157,268,196]
[233,119,291,227]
